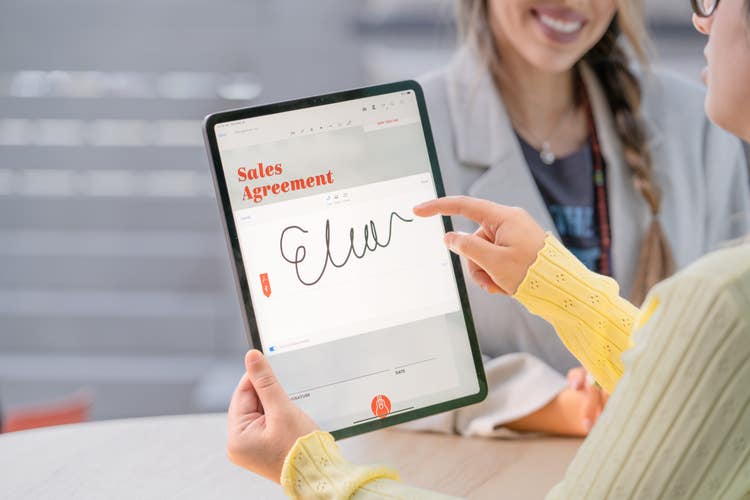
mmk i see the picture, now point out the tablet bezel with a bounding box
[203,80,487,440]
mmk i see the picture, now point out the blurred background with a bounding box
[0,0,735,426]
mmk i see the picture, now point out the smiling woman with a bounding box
[461,0,662,304]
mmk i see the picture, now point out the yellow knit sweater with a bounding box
[280,235,750,499]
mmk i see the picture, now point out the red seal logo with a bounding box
[371,394,391,418]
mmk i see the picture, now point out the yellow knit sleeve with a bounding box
[513,234,640,393]
[280,430,400,499]
[281,431,459,499]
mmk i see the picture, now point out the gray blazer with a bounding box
[404,46,750,436]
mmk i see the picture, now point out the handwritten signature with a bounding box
[279,211,414,286]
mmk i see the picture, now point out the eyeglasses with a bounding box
[691,0,720,17]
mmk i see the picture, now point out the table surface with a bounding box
[0,413,581,499]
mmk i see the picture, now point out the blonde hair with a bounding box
[457,0,674,305]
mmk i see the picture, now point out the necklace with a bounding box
[512,104,579,165]
[539,142,556,166]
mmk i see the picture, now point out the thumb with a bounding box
[444,231,507,279]
[245,350,289,410]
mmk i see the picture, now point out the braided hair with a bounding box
[583,20,674,305]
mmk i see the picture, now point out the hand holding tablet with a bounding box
[227,349,318,483]
[204,81,487,439]
[225,193,549,483]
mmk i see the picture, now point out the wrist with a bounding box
[512,232,553,296]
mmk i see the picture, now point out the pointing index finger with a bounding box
[413,196,509,227]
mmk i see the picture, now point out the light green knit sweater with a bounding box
[281,237,750,499]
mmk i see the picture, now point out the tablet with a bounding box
[203,80,487,439]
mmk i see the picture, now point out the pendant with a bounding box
[540,142,555,165]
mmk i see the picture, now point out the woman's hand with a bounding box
[566,366,609,431]
[227,350,318,483]
[505,367,609,437]
[413,196,546,295]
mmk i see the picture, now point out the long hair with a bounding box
[458,0,674,305]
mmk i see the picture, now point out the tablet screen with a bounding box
[207,83,485,436]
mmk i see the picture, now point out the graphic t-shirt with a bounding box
[517,134,603,273]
